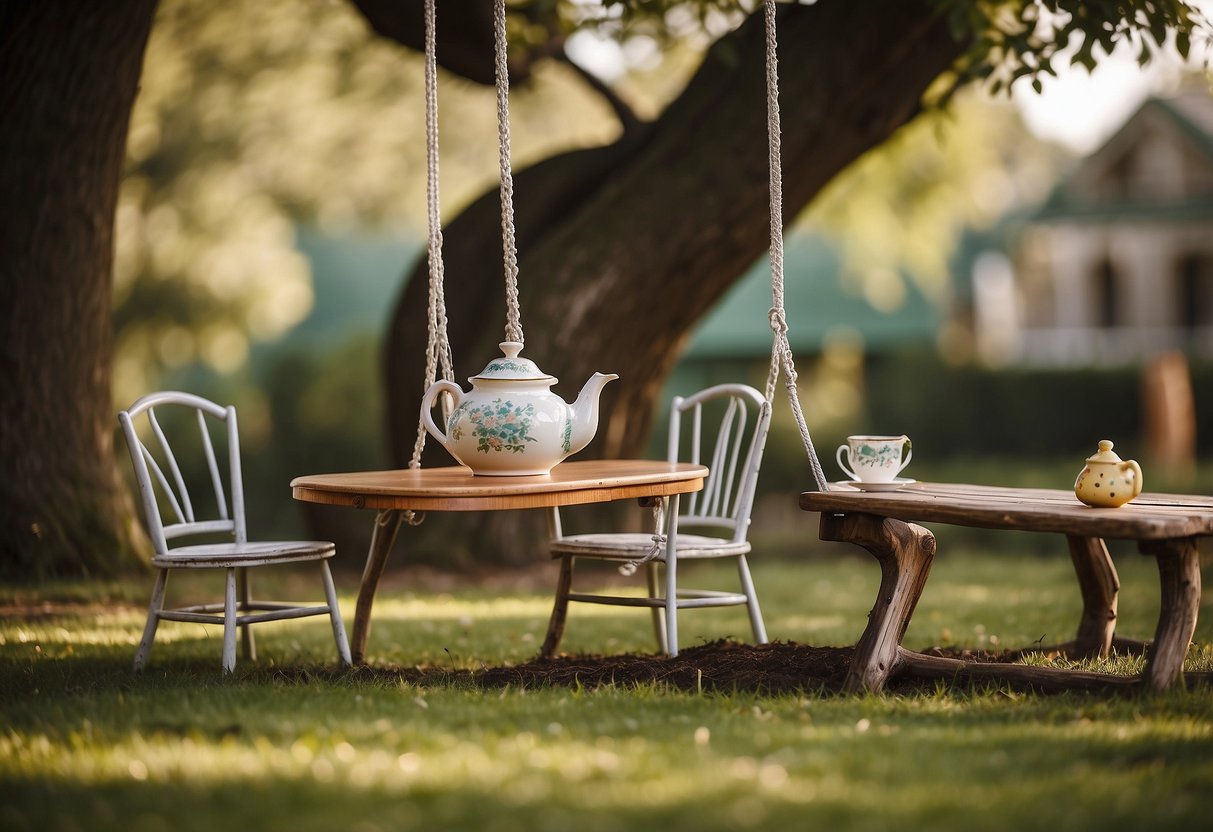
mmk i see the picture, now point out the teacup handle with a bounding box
[898,445,913,474]
[836,445,858,481]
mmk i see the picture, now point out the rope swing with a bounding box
[760,0,829,491]
[400,0,457,526]
[406,0,527,490]
[411,0,826,493]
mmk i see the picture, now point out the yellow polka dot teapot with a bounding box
[1074,440,1143,508]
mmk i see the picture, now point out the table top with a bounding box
[291,460,708,512]
[801,481,1213,540]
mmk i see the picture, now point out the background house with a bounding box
[973,89,1213,366]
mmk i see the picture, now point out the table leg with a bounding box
[351,509,405,665]
[1066,535,1119,659]
[1139,537,1202,690]
[540,555,574,659]
[819,512,936,693]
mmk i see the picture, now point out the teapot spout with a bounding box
[567,372,619,456]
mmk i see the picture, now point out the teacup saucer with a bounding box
[835,477,916,492]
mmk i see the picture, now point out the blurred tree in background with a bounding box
[112,0,623,404]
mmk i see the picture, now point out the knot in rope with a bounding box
[768,307,789,335]
[617,501,666,576]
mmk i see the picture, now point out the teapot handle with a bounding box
[420,381,463,452]
[1121,459,1144,499]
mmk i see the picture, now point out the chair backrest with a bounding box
[118,391,247,554]
[667,384,771,542]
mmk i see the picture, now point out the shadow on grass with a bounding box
[7,640,1213,707]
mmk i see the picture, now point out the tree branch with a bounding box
[557,50,643,136]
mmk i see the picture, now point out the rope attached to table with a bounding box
[493,0,524,345]
[761,0,828,492]
[405,0,458,526]
[618,501,666,577]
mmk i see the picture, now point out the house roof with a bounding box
[683,234,939,359]
[1031,88,1213,222]
[1157,89,1213,158]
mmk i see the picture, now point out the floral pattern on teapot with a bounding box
[450,399,537,454]
[484,359,532,375]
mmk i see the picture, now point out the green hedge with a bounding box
[863,349,1213,458]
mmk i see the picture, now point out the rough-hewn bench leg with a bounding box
[1066,535,1119,659]
[819,512,936,693]
[1139,536,1202,690]
[351,509,405,665]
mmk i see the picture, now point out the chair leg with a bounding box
[222,567,238,674]
[645,561,669,655]
[541,556,575,658]
[237,568,256,662]
[134,568,169,671]
[321,560,351,668]
[663,496,680,658]
[736,554,768,644]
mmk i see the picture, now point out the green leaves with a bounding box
[931,0,1210,102]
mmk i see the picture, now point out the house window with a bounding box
[1094,259,1118,328]
[1177,254,1213,330]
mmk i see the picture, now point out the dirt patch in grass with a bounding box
[317,640,1026,695]
[308,641,1213,695]
[479,640,857,693]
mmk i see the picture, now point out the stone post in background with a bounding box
[1142,351,1196,485]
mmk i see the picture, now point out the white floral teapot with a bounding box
[420,342,618,476]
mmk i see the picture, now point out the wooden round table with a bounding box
[292,460,708,662]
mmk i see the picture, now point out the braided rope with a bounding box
[405,0,457,525]
[762,0,828,491]
[425,0,453,389]
[494,0,524,344]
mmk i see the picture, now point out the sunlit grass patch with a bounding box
[1,551,1211,832]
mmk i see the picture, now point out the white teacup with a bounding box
[836,435,912,483]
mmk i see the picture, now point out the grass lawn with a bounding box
[2,543,1212,832]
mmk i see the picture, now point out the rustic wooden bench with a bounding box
[800,483,1213,692]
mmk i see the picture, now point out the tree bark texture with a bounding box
[0,1,157,578]
[381,0,964,564]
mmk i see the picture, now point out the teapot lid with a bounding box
[1086,439,1123,463]
[471,342,556,382]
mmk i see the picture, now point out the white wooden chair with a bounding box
[119,391,351,673]
[541,384,772,658]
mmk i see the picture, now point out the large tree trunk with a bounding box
[0,1,158,579]
[379,0,965,565]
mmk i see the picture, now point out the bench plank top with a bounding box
[801,482,1213,540]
